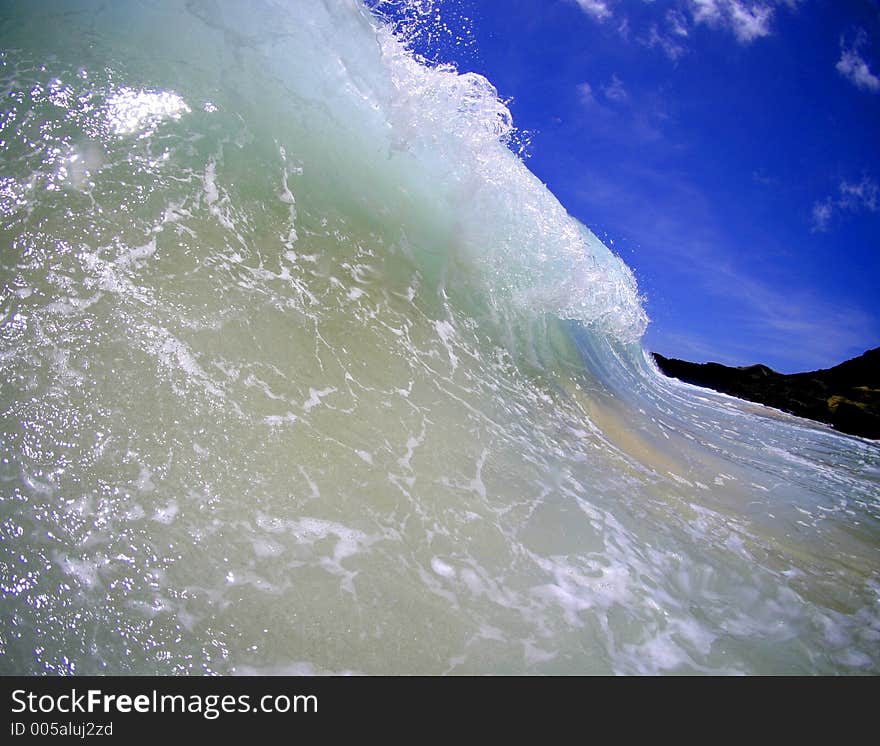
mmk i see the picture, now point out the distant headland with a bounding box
[653,348,880,440]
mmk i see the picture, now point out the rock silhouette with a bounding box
[653,348,880,439]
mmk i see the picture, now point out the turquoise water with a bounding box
[0,0,878,674]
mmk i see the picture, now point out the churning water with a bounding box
[0,0,878,674]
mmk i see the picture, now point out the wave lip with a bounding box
[371,13,649,344]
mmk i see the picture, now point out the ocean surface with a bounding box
[0,0,878,675]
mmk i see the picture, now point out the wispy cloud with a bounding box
[810,199,833,232]
[699,262,879,371]
[751,169,777,186]
[602,74,629,102]
[728,2,774,42]
[637,7,692,61]
[839,177,880,213]
[836,31,880,93]
[642,23,688,62]
[689,0,723,25]
[572,80,665,145]
[577,82,596,106]
[657,288,878,372]
[577,76,630,109]
[573,1,798,56]
[573,0,613,23]
[667,9,690,38]
[812,176,880,232]
[649,231,879,371]
[688,0,774,44]
[570,164,878,371]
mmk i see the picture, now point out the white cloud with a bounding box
[836,32,880,93]
[812,176,880,232]
[839,177,879,212]
[572,1,797,55]
[728,1,773,42]
[603,74,628,102]
[643,22,687,61]
[811,199,833,233]
[691,0,723,25]
[688,0,774,44]
[574,0,613,22]
[667,9,690,37]
[577,82,596,106]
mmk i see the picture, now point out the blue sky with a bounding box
[373,0,880,373]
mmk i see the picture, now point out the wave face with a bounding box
[1,0,878,675]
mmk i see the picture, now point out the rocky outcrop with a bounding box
[652,348,880,439]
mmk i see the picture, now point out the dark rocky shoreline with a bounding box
[653,348,880,440]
